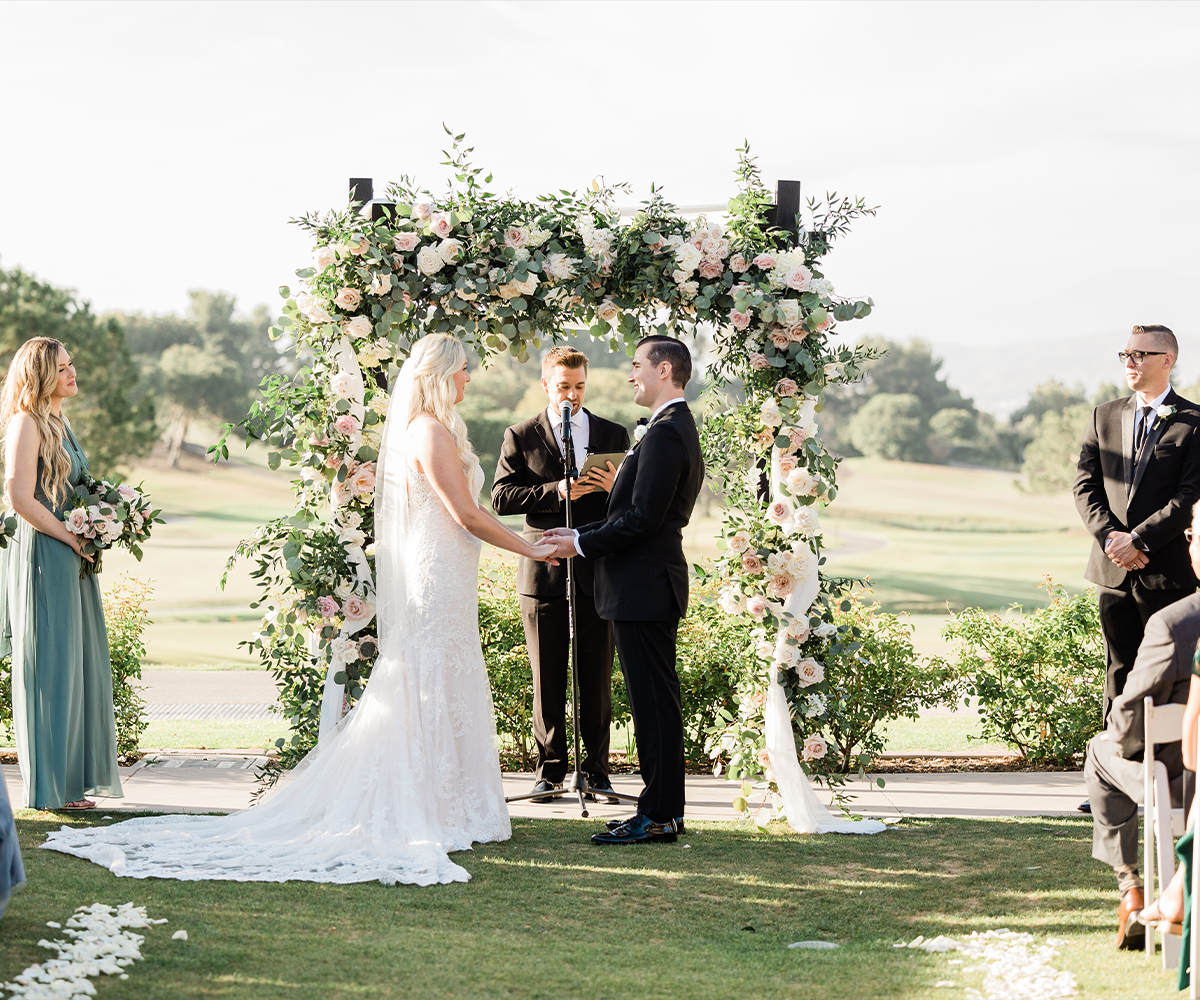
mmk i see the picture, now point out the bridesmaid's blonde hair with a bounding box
[0,337,73,506]
[404,334,476,477]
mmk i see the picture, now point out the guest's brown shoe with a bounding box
[1117,887,1146,950]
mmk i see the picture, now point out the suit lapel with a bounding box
[1130,390,1176,500]
[1121,396,1136,491]
[534,410,562,465]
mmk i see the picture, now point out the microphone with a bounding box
[561,400,573,442]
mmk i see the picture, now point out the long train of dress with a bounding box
[41,452,511,884]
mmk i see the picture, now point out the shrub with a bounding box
[844,393,929,462]
[936,577,1103,763]
[0,573,151,761]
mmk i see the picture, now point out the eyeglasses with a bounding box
[1119,351,1168,365]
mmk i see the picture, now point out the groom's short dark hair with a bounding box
[637,335,691,388]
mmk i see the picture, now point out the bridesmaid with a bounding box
[0,337,122,810]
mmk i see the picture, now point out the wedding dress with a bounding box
[42,409,512,885]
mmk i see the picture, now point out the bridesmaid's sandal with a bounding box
[60,799,96,811]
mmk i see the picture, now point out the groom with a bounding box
[544,335,704,845]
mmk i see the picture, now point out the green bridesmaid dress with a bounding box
[0,424,122,809]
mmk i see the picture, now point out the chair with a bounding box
[1144,696,1187,969]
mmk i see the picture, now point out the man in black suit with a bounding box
[492,346,630,804]
[544,335,704,845]
[1074,324,1200,728]
[1083,520,1200,949]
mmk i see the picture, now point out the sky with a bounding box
[2,1,1198,410]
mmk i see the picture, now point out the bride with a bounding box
[43,334,558,885]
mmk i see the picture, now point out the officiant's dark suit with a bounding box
[576,395,704,825]
[492,407,629,785]
[1074,372,1200,720]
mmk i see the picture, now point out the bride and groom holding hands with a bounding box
[46,332,703,883]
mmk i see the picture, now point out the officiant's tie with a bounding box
[1135,405,1154,455]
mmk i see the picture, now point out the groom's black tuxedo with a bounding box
[1074,388,1200,716]
[492,408,629,783]
[578,400,704,822]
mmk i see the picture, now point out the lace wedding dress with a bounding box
[42,415,511,885]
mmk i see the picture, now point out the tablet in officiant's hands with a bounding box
[577,451,626,490]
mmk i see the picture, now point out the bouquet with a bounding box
[61,478,163,577]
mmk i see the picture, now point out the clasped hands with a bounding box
[525,529,579,562]
[1105,530,1148,572]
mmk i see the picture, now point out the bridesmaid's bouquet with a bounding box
[61,478,163,576]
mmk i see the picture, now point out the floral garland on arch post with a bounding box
[215,134,877,815]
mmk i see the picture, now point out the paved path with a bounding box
[4,754,1087,821]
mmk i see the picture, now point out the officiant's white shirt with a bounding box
[546,402,590,458]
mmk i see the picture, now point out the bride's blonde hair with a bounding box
[403,334,476,477]
[1,337,73,506]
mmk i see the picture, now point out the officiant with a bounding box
[492,346,630,804]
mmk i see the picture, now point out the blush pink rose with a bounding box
[752,253,777,270]
[317,595,341,618]
[813,315,832,333]
[802,734,828,761]
[767,573,796,599]
[785,266,812,291]
[334,287,363,310]
[767,500,794,527]
[729,254,748,273]
[504,227,528,248]
[430,212,453,238]
[790,428,808,450]
[741,552,765,575]
[698,258,724,280]
[351,463,377,496]
[769,330,791,349]
[309,433,329,447]
[342,596,372,621]
[413,202,433,222]
[749,352,770,371]
[777,454,799,477]
[745,595,769,618]
[335,415,360,436]
[730,310,751,331]
[325,454,343,470]
[788,323,809,342]
[776,378,799,397]
[392,233,421,252]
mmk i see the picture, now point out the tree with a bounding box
[844,393,929,461]
[118,290,292,465]
[0,265,156,478]
[1021,402,1092,494]
[823,337,973,454]
[1009,380,1087,429]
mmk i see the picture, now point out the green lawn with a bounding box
[0,813,1179,999]
[138,719,288,751]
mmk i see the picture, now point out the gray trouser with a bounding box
[1085,733,1183,870]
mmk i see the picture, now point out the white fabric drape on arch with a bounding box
[764,401,885,836]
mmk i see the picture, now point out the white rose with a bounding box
[760,400,782,428]
[718,588,747,615]
[774,644,801,668]
[786,467,818,496]
[392,232,421,252]
[596,298,620,324]
[814,621,837,638]
[674,243,702,275]
[776,299,801,326]
[344,315,373,340]
[417,246,444,275]
[369,272,392,296]
[330,372,356,399]
[544,253,578,281]
[801,734,828,761]
[727,530,751,553]
[334,287,363,310]
[437,238,463,265]
[792,507,819,537]
[315,246,338,270]
[330,636,359,663]
[334,580,354,600]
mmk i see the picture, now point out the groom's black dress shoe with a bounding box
[605,815,685,835]
[591,814,678,845]
[530,779,562,804]
[585,775,621,804]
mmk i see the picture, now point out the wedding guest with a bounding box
[1074,325,1200,819]
[0,338,122,810]
[1083,507,1200,949]
[492,347,629,803]
[0,775,24,916]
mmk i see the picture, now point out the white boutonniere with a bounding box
[634,418,649,443]
[1154,404,1177,431]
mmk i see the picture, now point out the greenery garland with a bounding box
[215,133,878,795]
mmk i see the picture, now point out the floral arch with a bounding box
[217,134,877,804]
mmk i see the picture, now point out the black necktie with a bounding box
[1135,405,1154,455]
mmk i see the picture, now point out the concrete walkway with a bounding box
[5,753,1088,821]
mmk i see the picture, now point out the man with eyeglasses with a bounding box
[1074,323,1200,737]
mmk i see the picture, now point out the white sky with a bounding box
[2,0,1197,364]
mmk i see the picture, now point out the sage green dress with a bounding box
[0,426,122,808]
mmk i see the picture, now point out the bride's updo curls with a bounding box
[402,333,476,476]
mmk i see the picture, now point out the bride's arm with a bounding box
[410,417,557,561]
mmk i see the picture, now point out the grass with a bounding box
[880,716,999,754]
[0,813,1179,999]
[138,720,288,750]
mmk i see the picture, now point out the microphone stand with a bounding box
[504,402,639,818]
